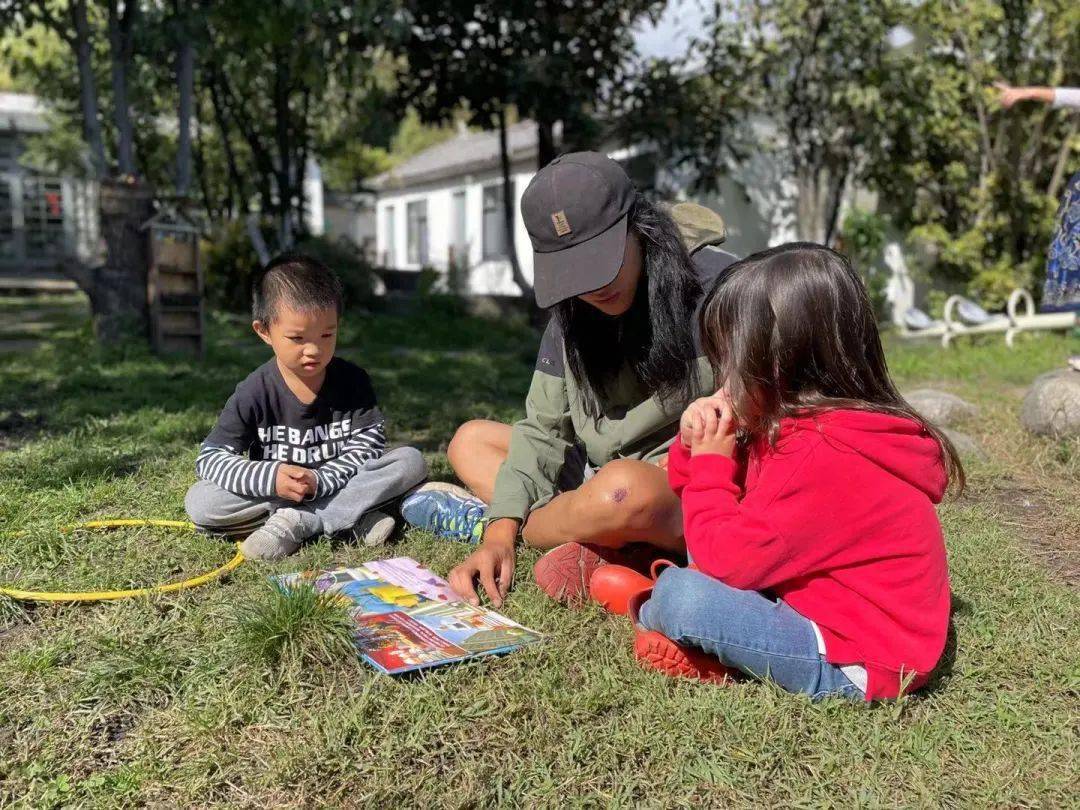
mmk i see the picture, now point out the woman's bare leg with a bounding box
[448,422,682,553]
[521,459,684,553]
[446,419,511,505]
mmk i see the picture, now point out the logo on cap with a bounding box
[551,210,572,237]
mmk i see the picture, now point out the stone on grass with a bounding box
[903,389,979,426]
[942,428,985,461]
[1020,369,1080,438]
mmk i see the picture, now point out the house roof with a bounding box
[0,93,49,134]
[373,119,538,190]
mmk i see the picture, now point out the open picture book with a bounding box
[274,557,542,674]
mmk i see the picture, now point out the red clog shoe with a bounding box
[632,629,735,684]
[588,564,654,615]
[588,557,682,615]
[626,588,735,684]
[532,542,680,605]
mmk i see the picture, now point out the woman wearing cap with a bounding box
[402,152,736,607]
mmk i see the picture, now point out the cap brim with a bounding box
[532,214,628,308]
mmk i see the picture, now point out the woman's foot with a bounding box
[532,543,675,605]
[632,628,736,684]
[401,482,486,543]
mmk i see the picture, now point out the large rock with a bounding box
[1021,369,1080,438]
[942,428,986,461]
[904,389,979,426]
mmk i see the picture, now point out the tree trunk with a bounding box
[94,180,154,342]
[498,106,532,298]
[176,38,195,197]
[207,72,247,213]
[537,117,558,170]
[69,0,107,176]
[272,53,294,249]
[107,0,138,176]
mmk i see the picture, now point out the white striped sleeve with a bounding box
[195,444,281,498]
[313,420,388,498]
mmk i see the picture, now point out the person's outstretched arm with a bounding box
[994,82,1080,109]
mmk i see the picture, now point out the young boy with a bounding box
[184,252,427,559]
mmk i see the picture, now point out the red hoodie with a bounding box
[667,409,950,700]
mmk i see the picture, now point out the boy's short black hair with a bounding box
[252,252,344,324]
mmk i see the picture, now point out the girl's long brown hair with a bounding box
[699,242,965,493]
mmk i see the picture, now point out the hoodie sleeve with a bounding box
[681,435,844,592]
[666,436,693,494]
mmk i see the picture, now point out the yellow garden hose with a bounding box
[0,519,245,603]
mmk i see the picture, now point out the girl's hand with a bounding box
[683,391,737,457]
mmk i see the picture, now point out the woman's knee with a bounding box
[447,419,497,472]
[581,459,674,532]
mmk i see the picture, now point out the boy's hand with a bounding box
[276,464,317,502]
[680,390,738,458]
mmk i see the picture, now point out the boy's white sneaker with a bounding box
[355,510,396,546]
[240,508,321,560]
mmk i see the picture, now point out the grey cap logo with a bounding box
[551,210,572,237]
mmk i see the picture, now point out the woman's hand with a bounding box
[680,390,737,458]
[448,519,517,607]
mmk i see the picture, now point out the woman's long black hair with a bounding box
[553,193,704,416]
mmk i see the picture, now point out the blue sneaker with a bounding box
[401,482,487,544]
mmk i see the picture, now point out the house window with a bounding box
[22,177,65,259]
[451,190,467,265]
[383,205,396,267]
[406,199,428,265]
[0,133,20,173]
[482,181,513,260]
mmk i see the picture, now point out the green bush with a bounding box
[203,220,379,316]
[839,208,889,321]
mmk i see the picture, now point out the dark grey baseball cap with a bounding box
[521,151,634,308]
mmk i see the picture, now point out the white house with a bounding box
[370,120,798,296]
[0,92,99,277]
[371,121,540,296]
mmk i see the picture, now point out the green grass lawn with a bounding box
[1,297,1078,806]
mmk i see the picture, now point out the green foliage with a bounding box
[839,208,890,320]
[235,583,357,669]
[869,0,1080,307]
[398,0,664,157]
[203,221,379,315]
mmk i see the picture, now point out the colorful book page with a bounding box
[274,557,542,674]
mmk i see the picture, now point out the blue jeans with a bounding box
[638,567,864,701]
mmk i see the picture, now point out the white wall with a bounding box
[375,161,535,296]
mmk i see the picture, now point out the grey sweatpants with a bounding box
[184,446,427,537]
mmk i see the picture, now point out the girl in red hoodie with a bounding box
[617,243,964,700]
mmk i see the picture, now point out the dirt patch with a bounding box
[989,479,1079,587]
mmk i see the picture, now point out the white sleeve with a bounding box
[1053,88,1080,109]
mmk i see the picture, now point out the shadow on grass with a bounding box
[0,305,540,479]
[919,593,971,696]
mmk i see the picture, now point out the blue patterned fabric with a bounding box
[1043,170,1080,312]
